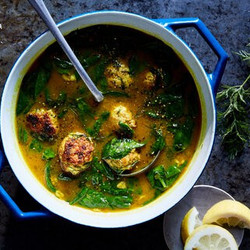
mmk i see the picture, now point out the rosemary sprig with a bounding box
[216,46,250,159]
[234,43,250,65]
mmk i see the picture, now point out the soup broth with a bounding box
[16,25,201,211]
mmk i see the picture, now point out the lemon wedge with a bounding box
[184,224,238,250]
[203,200,250,229]
[181,207,202,243]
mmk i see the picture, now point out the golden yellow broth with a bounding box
[16,25,201,211]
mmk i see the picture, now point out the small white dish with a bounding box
[163,185,244,249]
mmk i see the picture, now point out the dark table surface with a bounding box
[0,0,249,249]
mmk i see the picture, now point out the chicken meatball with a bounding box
[58,132,94,176]
[142,71,156,89]
[105,60,133,89]
[26,108,59,140]
[105,149,140,172]
[111,105,136,129]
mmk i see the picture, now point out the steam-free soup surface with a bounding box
[16,25,201,211]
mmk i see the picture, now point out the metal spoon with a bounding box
[28,0,104,102]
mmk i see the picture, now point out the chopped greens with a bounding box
[91,157,114,181]
[76,187,132,209]
[86,111,110,137]
[147,161,187,192]
[53,57,73,75]
[102,90,130,97]
[79,54,101,68]
[18,126,28,144]
[145,92,184,120]
[29,139,43,152]
[42,148,56,160]
[45,89,67,108]
[17,66,51,115]
[129,55,147,75]
[150,126,165,155]
[117,122,134,138]
[72,97,95,125]
[34,68,51,99]
[168,117,194,152]
[102,138,145,160]
[72,157,134,209]
[45,162,56,192]
[69,188,88,205]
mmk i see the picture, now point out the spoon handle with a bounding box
[28,0,104,102]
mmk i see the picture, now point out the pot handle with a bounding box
[0,148,51,219]
[153,18,228,94]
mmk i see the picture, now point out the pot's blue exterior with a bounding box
[0,12,228,220]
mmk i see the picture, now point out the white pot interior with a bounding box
[1,11,215,228]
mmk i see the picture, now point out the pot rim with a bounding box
[1,11,215,228]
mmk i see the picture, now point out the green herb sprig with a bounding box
[216,45,250,159]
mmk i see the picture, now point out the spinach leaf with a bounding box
[86,111,110,137]
[150,127,165,155]
[34,68,51,98]
[100,181,131,196]
[29,139,43,152]
[153,68,172,87]
[126,177,142,195]
[145,93,184,120]
[74,187,132,209]
[57,108,68,119]
[164,94,184,119]
[78,188,111,208]
[72,97,95,125]
[102,138,145,160]
[69,188,88,205]
[45,89,67,108]
[18,126,28,144]
[117,122,134,139]
[53,57,73,75]
[102,90,130,98]
[99,77,108,91]
[147,165,167,191]
[42,148,56,160]
[79,54,101,68]
[45,162,56,192]
[147,162,187,192]
[107,195,132,209]
[16,91,34,115]
[129,55,147,76]
[91,157,114,181]
[89,58,107,83]
[17,66,51,115]
[168,117,194,152]
[80,157,114,187]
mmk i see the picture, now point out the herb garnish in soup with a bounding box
[16,25,201,211]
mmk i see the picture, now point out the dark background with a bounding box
[0,0,249,249]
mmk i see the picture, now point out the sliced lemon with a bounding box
[184,224,238,250]
[203,200,250,229]
[181,207,202,243]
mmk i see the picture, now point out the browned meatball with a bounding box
[58,133,94,175]
[105,149,140,172]
[26,109,59,140]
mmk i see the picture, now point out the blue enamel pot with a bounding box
[0,11,228,228]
